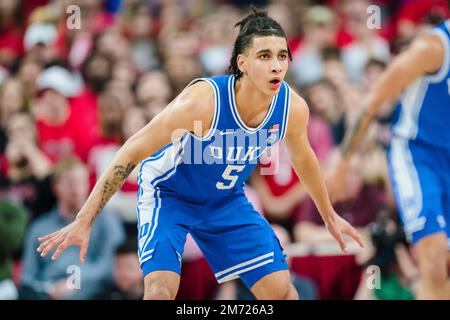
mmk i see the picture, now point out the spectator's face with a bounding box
[136,71,172,105]
[37,89,68,122]
[304,21,336,47]
[83,55,112,93]
[99,96,124,135]
[308,83,339,118]
[342,0,371,37]
[324,60,347,85]
[27,44,56,65]
[129,5,152,38]
[238,36,289,96]
[200,10,234,46]
[106,81,135,110]
[114,253,142,292]
[122,108,147,140]
[97,29,129,60]
[112,60,137,86]
[0,0,18,14]
[164,54,202,91]
[160,34,199,59]
[342,0,369,20]
[54,165,89,212]
[0,79,24,123]
[18,59,42,92]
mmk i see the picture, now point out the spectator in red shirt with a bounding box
[34,63,97,163]
[69,52,115,146]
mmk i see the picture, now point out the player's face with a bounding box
[238,36,289,95]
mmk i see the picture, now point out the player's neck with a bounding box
[234,77,273,116]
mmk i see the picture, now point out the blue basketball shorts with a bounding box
[387,137,450,247]
[136,190,288,289]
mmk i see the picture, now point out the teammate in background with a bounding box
[333,18,450,299]
[36,7,363,300]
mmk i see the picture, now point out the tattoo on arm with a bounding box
[98,162,136,213]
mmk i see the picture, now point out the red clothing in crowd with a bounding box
[397,0,448,23]
[22,0,51,21]
[259,115,335,199]
[0,24,24,62]
[36,91,99,163]
[69,87,100,141]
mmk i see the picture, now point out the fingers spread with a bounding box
[38,231,59,243]
[51,241,69,260]
[39,235,64,257]
[37,238,53,254]
[345,226,364,248]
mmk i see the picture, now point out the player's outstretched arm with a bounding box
[284,90,363,252]
[37,81,215,262]
[341,34,444,159]
[329,34,444,202]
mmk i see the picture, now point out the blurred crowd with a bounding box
[0,0,448,300]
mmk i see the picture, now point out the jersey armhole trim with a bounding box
[186,77,220,141]
[422,28,450,83]
[280,82,291,140]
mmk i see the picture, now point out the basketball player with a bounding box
[37,8,363,300]
[334,18,450,299]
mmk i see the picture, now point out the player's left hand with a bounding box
[325,213,364,253]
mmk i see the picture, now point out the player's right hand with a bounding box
[37,218,91,263]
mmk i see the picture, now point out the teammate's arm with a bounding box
[341,34,444,158]
[284,91,363,252]
[37,81,215,262]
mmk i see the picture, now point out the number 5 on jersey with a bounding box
[216,165,245,190]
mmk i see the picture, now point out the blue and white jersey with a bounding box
[392,20,450,150]
[138,74,291,203]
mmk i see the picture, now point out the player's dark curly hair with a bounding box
[228,6,292,79]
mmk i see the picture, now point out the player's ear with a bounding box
[237,54,246,74]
